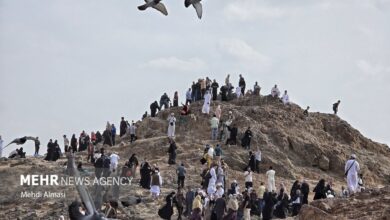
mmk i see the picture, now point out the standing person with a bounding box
[215,105,222,120]
[210,114,219,141]
[226,124,238,145]
[303,106,310,117]
[95,131,102,144]
[235,86,242,98]
[313,179,327,200]
[200,78,206,99]
[257,182,266,218]
[87,142,95,163]
[140,160,152,189]
[282,90,290,105]
[216,164,225,189]
[168,139,177,165]
[45,139,54,161]
[224,195,239,220]
[262,191,276,220]
[255,147,261,173]
[71,134,77,153]
[102,128,112,146]
[174,188,185,220]
[78,131,87,151]
[111,124,116,145]
[191,82,197,102]
[120,117,127,137]
[173,91,179,107]
[271,85,280,98]
[158,191,175,220]
[63,135,69,153]
[167,113,176,138]
[34,137,40,156]
[241,127,253,150]
[333,100,341,115]
[176,163,186,188]
[214,144,223,163]
[301,180,310,204]
[196,80,201,101]
[94,148,107,179]
[202,90,212,114]
[160,93,171,109]
[110,152,120,173]
[244,167,253,189]
[211,79,219,101]
[247,151,256,172]
[151,168,163,200]
[129,121,137,143]
[185,88,192,105]
[239,74,246,95]
[184,186,195,217]
[220,85,228,101]
[213,194,226,220]
[150,101,161,117]
[345,154,360,194]
[266,166,276,192]
[253,82,261,96]
[0,135,3,157]
[242,189,251,220]
[91,132,96,144]
[191,195,203,220]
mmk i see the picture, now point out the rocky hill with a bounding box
[0,95,389,219]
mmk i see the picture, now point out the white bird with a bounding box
[185,0,203,19]
[138,0,168,16]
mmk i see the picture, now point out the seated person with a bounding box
[180,104,190,115]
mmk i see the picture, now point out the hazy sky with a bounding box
[1,0,389,155]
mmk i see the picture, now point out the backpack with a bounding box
[95,157,104,168]
[215,148,221,156]
[103,156,111,168]
[152,174,160,186]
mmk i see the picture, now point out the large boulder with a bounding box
[318,154,330,171]
[297,204,337,220]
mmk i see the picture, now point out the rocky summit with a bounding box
[0,95,389,219]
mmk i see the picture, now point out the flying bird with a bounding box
[2,136,37,150]
[138,0,168,16]
[185,0,203,19]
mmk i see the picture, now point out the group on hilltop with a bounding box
[0,74,358,220]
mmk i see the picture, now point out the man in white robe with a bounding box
[235,87,242,98]
[202,91,212,114]
[271,85,280,98]
[167,113,176,138]
[215,183,224,198]
[151,170,163,199]
[266,166,276,192]
[110,152,120,172]
[208,165,217,195]
[345,154,360,194]
[282,90,290,105]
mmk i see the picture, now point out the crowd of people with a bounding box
[0,74,362,220]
